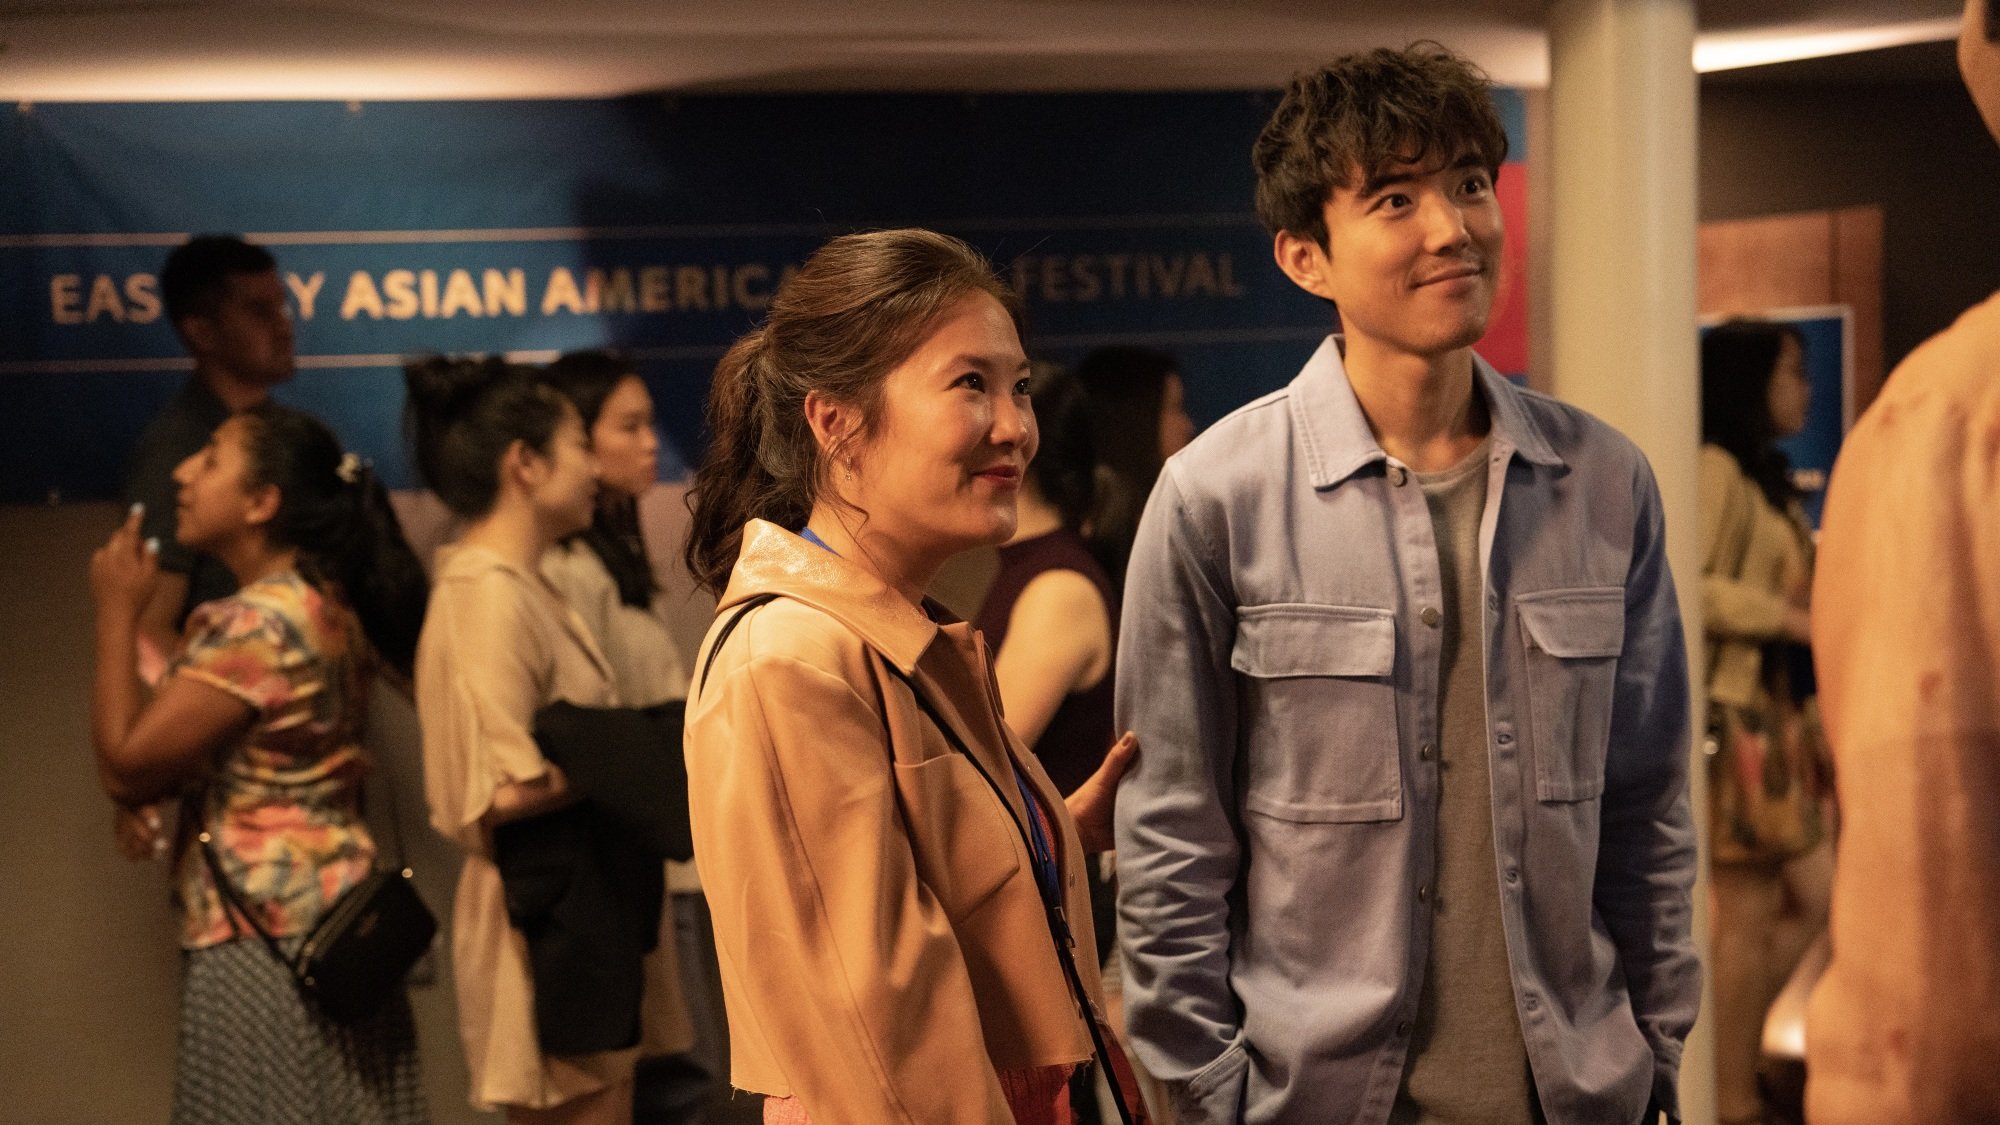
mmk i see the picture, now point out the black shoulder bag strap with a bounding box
[197,735,419,974]
[199,826,297,967]
[695,593,1141,1123]
[695,593,779,698]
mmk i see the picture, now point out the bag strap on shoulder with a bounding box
[695,593,779,699]
[198,830,299,971]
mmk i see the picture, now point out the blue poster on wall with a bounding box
[0,89,1529,502]
[1701,306,1851,528]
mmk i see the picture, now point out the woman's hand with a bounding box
[90,504,161,626]
[1064,731,1138,854]
[113,802,168,861]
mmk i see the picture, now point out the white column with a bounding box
[1545,2,1713,1124]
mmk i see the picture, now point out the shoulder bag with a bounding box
[198,769,436,1024]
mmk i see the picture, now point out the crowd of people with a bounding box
[85,7,2000,1125]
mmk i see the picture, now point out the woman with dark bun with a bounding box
[682,229,1140,1124]
[407,356,675,1124]
[90,403,430,1124]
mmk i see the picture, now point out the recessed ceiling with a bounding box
[0,0,1966,101]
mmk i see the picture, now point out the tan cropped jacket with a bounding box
[684,520,1105,1124]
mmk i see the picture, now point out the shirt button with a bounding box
[1396,1020,1412,1037]
[1420,606,1441,628]
[1496,730,1513,745]
[1388,465,1408,486]
[1417,883,1432,903]
[1523,993,1539,1011]
[1419,743,1435,762]
[1487,591,1500,610]
[1505,867,1520,884]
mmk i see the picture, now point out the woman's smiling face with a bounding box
[839,291,1038,566]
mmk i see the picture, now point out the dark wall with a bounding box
[1700,61,2000,370]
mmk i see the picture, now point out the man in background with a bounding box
[111,235,293,860]
[1806,1,2000,1119]
[123,234,295,663]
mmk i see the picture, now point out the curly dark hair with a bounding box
[1253,42,1509,248]
[236,403,429,677]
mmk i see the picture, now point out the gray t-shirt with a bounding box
[1391,439,1543,1125]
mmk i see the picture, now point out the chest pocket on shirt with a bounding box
[1231,604,1401,823]
[1517,587,1625,802]
[894,750,1024,924]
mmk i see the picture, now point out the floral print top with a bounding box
[169,570,379,950]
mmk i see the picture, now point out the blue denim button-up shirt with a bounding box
[1113,338,1699,1125]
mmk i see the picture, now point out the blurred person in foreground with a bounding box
[1806,1,2000,1119]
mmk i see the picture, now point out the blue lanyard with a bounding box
[1012,768,1063,908]
[799,526,833,553]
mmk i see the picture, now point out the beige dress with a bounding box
[416,543,688,1111]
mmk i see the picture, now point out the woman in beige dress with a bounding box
[407,356,684,1124]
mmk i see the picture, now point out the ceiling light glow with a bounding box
[1694,17,1960,73]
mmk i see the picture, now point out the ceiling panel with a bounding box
[0,0,1967,100]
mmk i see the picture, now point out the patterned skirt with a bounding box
[171,937,429,1125]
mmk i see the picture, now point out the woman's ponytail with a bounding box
[239,403,429,678]
[331,459,428,679]
[684,330,804,596]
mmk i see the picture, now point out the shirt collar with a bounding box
[439,542,618,684]
[1288,335,1564,490]
[719,520,940,675]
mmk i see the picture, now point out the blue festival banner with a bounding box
[1,90,1528,501]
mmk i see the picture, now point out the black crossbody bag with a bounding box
[700,595,1143,1125]
[198,769,436,1024]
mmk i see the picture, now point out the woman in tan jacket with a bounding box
[1699,319,1834,1125]
[681,229,1139,1125]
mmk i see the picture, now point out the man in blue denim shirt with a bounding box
[1113,44,1698,1125]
